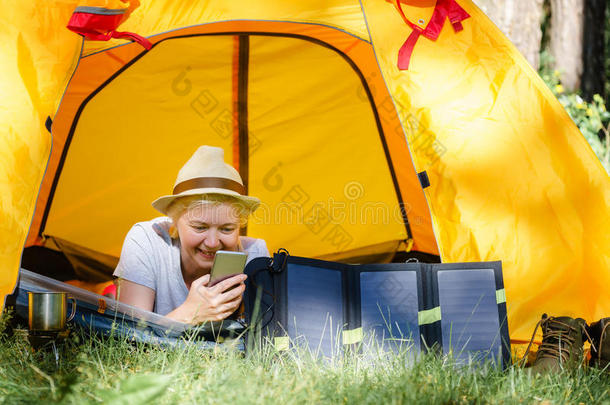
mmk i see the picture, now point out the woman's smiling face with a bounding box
[176,202,241,274]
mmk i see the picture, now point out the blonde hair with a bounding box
[166,194,250,239]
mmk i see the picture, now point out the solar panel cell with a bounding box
[286,264,344,357]
[360,271,420,354]
[437,269,503,365]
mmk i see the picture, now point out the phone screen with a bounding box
[209,251,248,287]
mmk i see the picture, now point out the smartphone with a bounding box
[209,251,248,288]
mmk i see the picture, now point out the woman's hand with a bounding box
[166,273,247,324]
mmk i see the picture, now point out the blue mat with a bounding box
[13,269,244,350]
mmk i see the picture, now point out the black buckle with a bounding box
[270,248,289,273]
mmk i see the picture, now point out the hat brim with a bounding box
[151,187,261,216]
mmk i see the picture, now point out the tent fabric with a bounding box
[1,0,608,344]
[30,21,437,259]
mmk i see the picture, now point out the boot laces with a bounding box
[520,314,590,367]
[536,317,584,362]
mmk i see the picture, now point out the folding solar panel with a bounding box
[285,262,344,357]
[425,262,510,366]
[244,256,348,356]
[358,265,422,355]
[244,253,510,367]
[245,258,426,357]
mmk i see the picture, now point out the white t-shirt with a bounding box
[113,217,269,315]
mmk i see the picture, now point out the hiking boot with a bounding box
[588,318,610,370]
[528,314,587,373]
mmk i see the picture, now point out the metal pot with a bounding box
[28,292,76,332]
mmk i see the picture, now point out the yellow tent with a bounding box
[1,0,608,344]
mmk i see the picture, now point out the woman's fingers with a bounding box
[195,276,213,300]
[206,283,244,310]
[220,290,243,310]
[196,281,244,309]
[212,274,247,294]
[218,297,243,319]
[193,274,211,289]
[198,294,242,322]
[219,282,245,302]
[190,275,246,321]
[199,280,244,301]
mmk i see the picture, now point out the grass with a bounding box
[0,312,609,404]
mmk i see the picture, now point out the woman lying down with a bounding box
[113,146,269,324]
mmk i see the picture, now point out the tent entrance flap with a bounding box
[41,33,412,260]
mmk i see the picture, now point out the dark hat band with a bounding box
[173,177,245,195]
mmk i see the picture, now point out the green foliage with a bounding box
[0,321,609,405]
[97,374,172,405]
[606,4,610,101]
[0,310,13,337]
[539,50,610,173]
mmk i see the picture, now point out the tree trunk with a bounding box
[581,0,606,102]
[474,0,545,69]
[549,0,585,91]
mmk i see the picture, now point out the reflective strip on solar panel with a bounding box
[274,336,290,351]
[437,269,503,365]
[342,327,363,344]
[360,271,420,353]
[418,307,441,325]
[496,289,506,304]
[286,264,343,357]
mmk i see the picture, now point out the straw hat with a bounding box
[151,146,260,215]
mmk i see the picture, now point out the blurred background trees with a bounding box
[475,0,609,172]
[474,0,546,70]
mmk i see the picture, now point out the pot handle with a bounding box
[66,297,77,322]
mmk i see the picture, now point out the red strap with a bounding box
[111,31,152,49]
[398,29,421,70]
[67,10,152,50]
[446,0,470,25]
[395,0,470,70]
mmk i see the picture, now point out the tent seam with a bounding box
[81,19,372,58]
[52,38,85,121]
[357,0,443,259]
